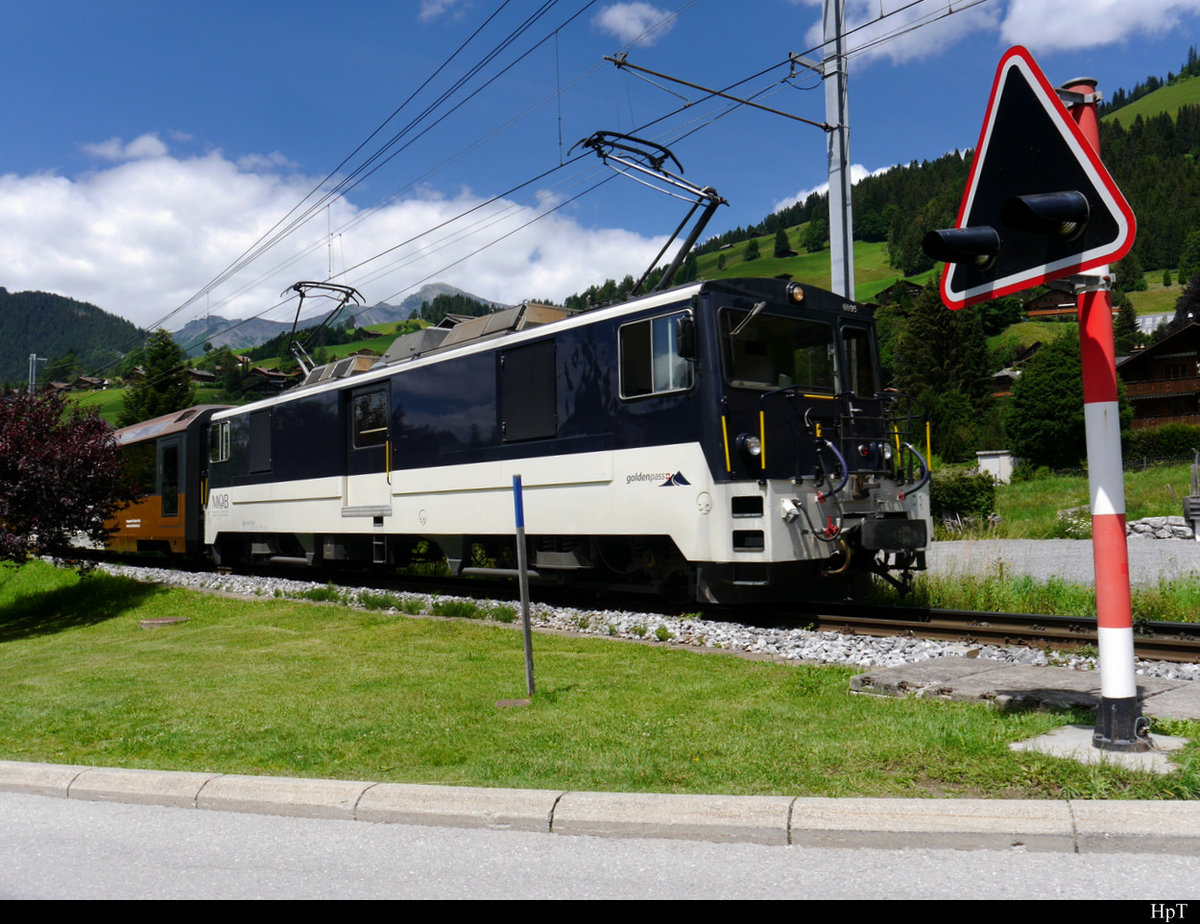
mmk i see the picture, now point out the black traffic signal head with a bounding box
[1000,190,1089,239]
[922,226,1001,267]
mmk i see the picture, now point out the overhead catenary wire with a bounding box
[103,0,994,386]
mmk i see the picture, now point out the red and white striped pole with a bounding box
[1062,78,1146,751]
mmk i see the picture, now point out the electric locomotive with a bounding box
[198,276,929,602]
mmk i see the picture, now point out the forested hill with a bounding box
[0,288,144,384]
[688,100,1200,286]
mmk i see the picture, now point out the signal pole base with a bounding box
[1092,696,1149,752]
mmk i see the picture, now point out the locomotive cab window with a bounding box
[619,310,695,399]
[721,307,835,393]
[352,389,389,449]
[841,326,878,396]
[209,420,230,463]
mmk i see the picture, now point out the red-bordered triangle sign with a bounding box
[940,46,1136,310]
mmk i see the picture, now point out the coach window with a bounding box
[619,310,695,399]
[353,389,389,448]
[841,326,878,396]
[159,439,180,518]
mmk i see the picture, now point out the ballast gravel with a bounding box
[94,561,1200,685]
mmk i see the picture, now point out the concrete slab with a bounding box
[69,767,219,807]
[849,657,1007,696]
[196,774,371,820]
[852,661,1200,718]
[1010,724,1189,775]
[790,797,1075,852]
[357,783,560,832]
[1142,683,1200,722]
[1070,800,1200,853]
[0,760,89,798]
[551,791,793,845]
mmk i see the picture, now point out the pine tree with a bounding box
[1114,253,1148,292]
[1006,329,1085,469]
[893,282,991,461]
[773,227,791,258]
[743,238,760,261]
[1113,290,1143,354]
[119,329,196,426]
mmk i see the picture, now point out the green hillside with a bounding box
[693,223,934,302]
[1106,73,1200,126]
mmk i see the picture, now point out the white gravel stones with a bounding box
[94,561,1200,684]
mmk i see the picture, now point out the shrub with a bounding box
[1124,423,1200,463]
[929,468,996,519]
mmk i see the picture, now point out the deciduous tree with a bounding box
[0,391,132,562]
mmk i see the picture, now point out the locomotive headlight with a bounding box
[786,283,805,304]
[882,442,893,462]
[736,433,761,458]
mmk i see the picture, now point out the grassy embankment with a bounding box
[0,560,1196,798]
[891,462,1200,619]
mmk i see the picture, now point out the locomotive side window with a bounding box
[721,307,835,393]
[619,311,695,399]
[352,390,389,448]
[842,326,878,396]
[499,339,556,442]
[249,410,272,473]
[208,420,230,463]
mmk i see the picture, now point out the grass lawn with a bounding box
[0,560,1196,799]
[1129,280,1183,315]
[989,462,1195,540]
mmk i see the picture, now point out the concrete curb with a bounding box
[3,758,1200,853]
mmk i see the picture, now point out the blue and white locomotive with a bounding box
[198,276,929,603]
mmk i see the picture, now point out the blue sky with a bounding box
[4,0,1200,331]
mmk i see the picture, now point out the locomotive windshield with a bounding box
[720,307,835,393]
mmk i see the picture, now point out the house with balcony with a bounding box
[1117,322,1200,429]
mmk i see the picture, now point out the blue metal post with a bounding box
[513,475,535,696]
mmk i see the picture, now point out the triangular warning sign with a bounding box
[940,46,1136,310]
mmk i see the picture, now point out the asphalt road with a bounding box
[2,792,1198,900]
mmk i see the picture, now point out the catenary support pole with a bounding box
[823,0,854,299]
[1062,77,1146,751]
[512,475,535,697]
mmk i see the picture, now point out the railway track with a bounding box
[83,552,1200,664]
[813,605,1200,663]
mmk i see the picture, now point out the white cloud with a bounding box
[797,0,1200,64]
[236,151,300,171]
[803,0,1000,65]
[593,3,678,47]
[419,0,467,23]
[0,146,669,333]
[81,133,169,162]
[772,163,892,213]
[999,0,1200,52]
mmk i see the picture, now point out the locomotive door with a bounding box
[343,382,393,517]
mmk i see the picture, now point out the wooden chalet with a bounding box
[1023,289,1076,320]
[1117,322,1200,429]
